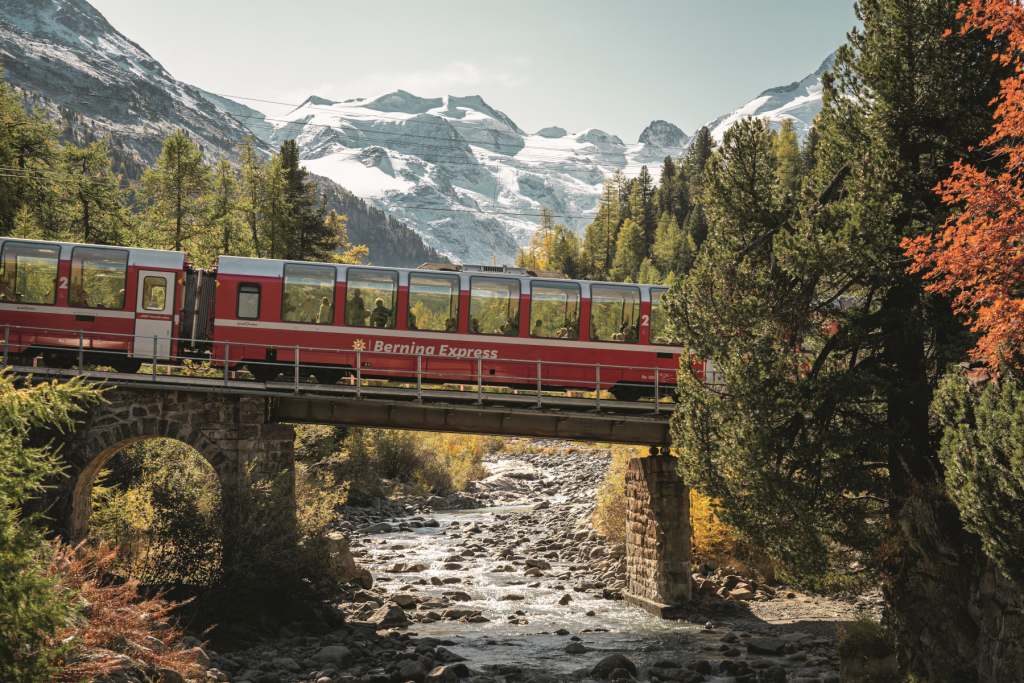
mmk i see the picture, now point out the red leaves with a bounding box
[905,0,1024,369]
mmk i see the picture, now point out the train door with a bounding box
[132,271,174,359]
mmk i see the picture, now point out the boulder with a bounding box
[369,602,409,628]
[591,654,638,679]
[747,637,787,655]
[314,644,350,665]
[323,531,373,588]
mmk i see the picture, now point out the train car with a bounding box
[211,256,692,400]
[0,237,198,371]
[0,236,697,400]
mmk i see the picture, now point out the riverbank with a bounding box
[201,440,882,682]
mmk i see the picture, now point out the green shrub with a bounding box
[0,372,100,682]
[933,372,1024,588]
[91,439,222,586]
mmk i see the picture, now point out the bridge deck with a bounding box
[7,366,671,445]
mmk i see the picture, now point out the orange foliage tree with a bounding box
[904,0,1024,368]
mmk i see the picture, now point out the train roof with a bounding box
[0,236,185,269]
[216,254,670,294]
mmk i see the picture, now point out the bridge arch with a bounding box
[69,422,224,543]
[48,388,298,583]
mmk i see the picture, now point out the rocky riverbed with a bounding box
[203,440,882,682]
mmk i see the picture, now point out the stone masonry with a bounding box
[624,453,691,617]
[41,387,297,582]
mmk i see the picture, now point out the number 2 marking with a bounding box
[58,276,68,289]
[640,314,650,327]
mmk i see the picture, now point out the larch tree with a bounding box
[138,130,210,251]
[203,159,248,264]
[610,217,645,282]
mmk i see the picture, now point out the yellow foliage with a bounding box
[591,445,647,544]
[689,488,741,561]
[591,445,743,567]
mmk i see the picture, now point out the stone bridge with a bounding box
[41,387,298,582]
[37,383,692,612]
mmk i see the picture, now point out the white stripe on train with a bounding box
[213,318,686,355]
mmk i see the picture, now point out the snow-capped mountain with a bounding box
[0,0,440,266]
[0,0,262,174]
[213,53,831,265]
[221,91,689,264]
[707,52,835,142]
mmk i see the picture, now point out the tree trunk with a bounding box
[882,282,1024,681]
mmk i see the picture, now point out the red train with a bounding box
[0,237,695,400]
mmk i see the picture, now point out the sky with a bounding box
[89,0,857,142]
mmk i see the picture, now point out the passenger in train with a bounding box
[315,296,332,324]
[470,317,481,334]
[533,319,545,337]
[347,290,367,326]
[369,297,391,328]
[500,316,518,336]
[408,309,418,330]
[445,317,458,332]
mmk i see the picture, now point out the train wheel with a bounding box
[247,363,282,383]
[610,385,649,402]
[110,357,142,374]
[312,368,345,385]
[41,352,76,370]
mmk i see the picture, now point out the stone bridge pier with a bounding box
[43,388,298,583]
[624,452,692,618]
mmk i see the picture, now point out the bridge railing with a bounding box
[0,323,688,412]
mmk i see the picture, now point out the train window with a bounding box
[408,273,459,332]
[282,263,335,324]
[141,276,167,311]
[590,284,640,343]
[346,268,397,329]
[469,277,520,336]
[530,281,580,340]
[650,288,671,345]
[69,247,127,310]
[237,283,260,319]
[0,241,60,305]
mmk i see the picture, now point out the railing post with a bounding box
[151,335,157,380]
[476,358,483,404]
[416,354,422,401]
[654,369,660,414]
[3,325,8,365]
[77,331,84,374]
[224,342,231,386]
[356,349,362,399]
[536,360,542,408]
[595,364,601,411]
[293,345,300,393]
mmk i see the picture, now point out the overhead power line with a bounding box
[0,165,600,221]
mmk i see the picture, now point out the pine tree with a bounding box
[683,126,714,185]
[773,119,801,209]
[610,218,644,282]
[669,1,1016,677]
[138,130,210,251]
[629,165,656,248]
[582,178,622,279]
[279,140,333,261]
